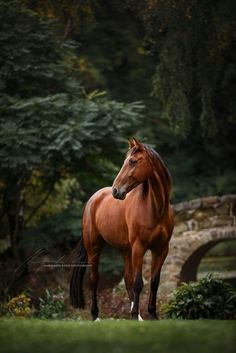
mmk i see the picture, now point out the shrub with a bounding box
[5,293,32,317]
[37,288,66,319]
[161,274,236,319]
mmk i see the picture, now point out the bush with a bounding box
[5,293,32,317]
[161,274,236,319]
[37,288,66,319]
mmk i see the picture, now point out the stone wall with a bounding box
[150,195,236,297]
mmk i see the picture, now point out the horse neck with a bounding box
[145,161,170,218]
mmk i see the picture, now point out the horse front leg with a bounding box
[131,241,145,320]
[148,245,169,320]
[121,250,134,304]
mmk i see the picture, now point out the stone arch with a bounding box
[179,229,236,283]
[155,195,236,298]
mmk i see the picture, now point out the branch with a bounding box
[63,0,83,40]
[23,182,55,227]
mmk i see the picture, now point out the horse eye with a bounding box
[129,159,137,166]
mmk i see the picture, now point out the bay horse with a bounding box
[70,138,174,320]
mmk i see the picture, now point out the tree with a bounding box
[143,0,236,136]
[0,0,144,262]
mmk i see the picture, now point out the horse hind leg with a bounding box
[86,237,103,321]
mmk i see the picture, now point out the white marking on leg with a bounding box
[94,317,100,322]
[138,313,144,321]
[131,301,144,320]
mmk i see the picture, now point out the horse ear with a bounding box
[132,137,142,148]
[128,138,135,149]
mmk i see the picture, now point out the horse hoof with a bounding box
[131,316,138,320]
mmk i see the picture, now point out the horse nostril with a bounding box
[112,187,126,200]
[112,187,118,198]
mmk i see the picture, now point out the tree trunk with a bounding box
[4,176,25,265]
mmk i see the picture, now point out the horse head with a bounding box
[112,138,153,200]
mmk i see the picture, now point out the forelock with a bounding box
[127,145,145,157]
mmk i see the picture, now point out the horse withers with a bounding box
[70,138,174,320]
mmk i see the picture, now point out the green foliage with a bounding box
[22,0,156,103]
[0,0,144,177]
[145,0,236,137]
[20,207,83,251]
[99,244,123,275]
[153,120,236,202]
[37,288,65,319]
[206,240,236,257]
[22,175,81,226]
[0,93,143,173]
[0,0,69,98]
[162,274,236,319]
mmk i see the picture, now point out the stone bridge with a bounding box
[153,195,236,297]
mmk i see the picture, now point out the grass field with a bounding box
[0,318,235,353]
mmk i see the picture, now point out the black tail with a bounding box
[69,237,88,309]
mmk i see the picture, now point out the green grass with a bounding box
[0,318,235,353]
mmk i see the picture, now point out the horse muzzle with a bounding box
[112,186,126,200]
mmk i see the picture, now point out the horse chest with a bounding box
[126,205,170,246]
[126,203,160,230]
